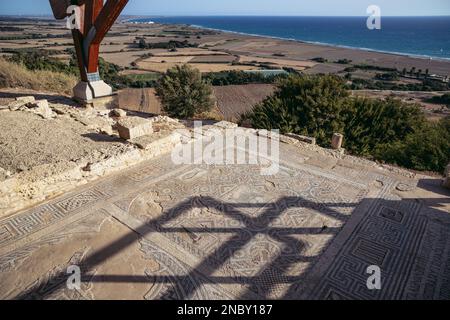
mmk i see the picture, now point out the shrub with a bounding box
[137,39,198,49]
[348,77,450,91]
[242,74,349,145]
[241,74,450,173]
[353,64,397,72]
[336,59,352,64]
[7,50,76,74]
[204,70,288,86]
[343,97,425,156]
[312,57,328,63]
[156,64,214,118]
[374,118,450,172]
[428,93,450,106]
[375,72,399,81]
[5,50,131,90]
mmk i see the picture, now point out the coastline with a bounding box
[129,18,450,63]
[187,23,450,63]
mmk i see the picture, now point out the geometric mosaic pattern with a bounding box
[0,141,449,300]
[302,200,428,299]
[0,188,108,248]
[140,239,234,300]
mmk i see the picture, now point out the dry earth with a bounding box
[0,89,185,216]
[213,84,276,121]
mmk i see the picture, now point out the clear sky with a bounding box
[0,0,449,16]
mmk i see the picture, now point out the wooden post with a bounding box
[49,0,129,101]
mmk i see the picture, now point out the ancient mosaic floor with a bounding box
[0,142,449,300]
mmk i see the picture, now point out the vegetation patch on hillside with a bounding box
[241,74,450,173]
[0,57,76,95]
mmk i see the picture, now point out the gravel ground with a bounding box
[0,100,131,181]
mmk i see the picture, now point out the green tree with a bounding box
[156,64,214,118]
[242,74,349,145]
[343,98,424,156]
[241,73,450,173]
[374,117,450,172]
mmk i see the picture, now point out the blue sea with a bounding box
[132,16,450,60]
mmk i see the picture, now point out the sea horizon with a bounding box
[130,16,450,61]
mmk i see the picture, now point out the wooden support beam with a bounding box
[83,0,103,35]
[71,29,88,81]
[49,0,71,19]
[92,0,129,45]
[84,0,104,73]
[69,2,88,81]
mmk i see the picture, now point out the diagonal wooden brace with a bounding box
[92,0,129,45]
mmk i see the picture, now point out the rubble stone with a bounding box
[9,96,36,111]
[16,96,36,104]
[116,117,153,140]
[27,99,53,119]
[110,108,127,118]
[149,115,180,123]
[99,126,114,136]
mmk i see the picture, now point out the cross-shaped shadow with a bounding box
[147,196,349,299]
[15,194,354,300]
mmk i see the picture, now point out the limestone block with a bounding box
[213,121,238,129]
[331,133,344,149]
[285,133,316,145]
[8,96,35,110]
[28,99,53,119]
[257,129,279,139]
[443,164,450,189]
[117,117,153,140]
[16,96,36,104]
